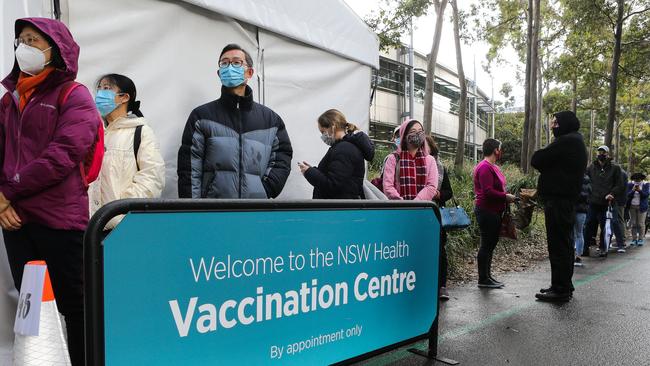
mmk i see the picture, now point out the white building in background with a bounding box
[370,46,496,159]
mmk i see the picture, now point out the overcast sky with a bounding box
[343,0,523,106]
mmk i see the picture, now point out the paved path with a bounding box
[360,244,650,366]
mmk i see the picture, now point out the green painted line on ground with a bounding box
[363,256,643,366]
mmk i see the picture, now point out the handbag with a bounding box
[499,204,517,240]
[439,198,471,230]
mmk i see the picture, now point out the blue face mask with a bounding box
[219,65,246,88]
[95,89,119,117]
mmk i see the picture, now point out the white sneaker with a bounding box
[617,248,626,253]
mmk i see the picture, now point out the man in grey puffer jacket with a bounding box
[177,44,292,198]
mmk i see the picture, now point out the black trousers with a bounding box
[433,206,448,288]
[3,224,85,366]
[475,207,502,281]
[544,199,576,293]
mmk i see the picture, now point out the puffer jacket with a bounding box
[177,86,292,198]
[89,115,165,229]
[304,130,374,199]
[0,17,100,230]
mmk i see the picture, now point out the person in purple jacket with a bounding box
[473,139,516,289]
[0,18,99,365]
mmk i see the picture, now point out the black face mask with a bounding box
[597,154,607,162]
[552,127,560,137]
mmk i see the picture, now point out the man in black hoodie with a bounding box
[531,111,587,302]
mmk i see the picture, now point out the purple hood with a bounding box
[0,17,99,230]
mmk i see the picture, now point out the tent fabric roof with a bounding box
[182,0,380,69]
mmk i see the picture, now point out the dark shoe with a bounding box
[478,278,504,289]
[598,252,608,258]
[535,290,572,302]
[539,286,554,293]
[489,276,504,287]
[574,256,582,263]
[439,287,450,301]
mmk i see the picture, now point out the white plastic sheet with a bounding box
[183,0,379,69]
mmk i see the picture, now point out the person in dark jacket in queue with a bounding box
[574,174,591,267]
[584,145,625,257]
[177,43,293,198]
[298,109,374,199]
[531,111,587,302]
[426,135,453,300]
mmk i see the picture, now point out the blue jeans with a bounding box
[574,212,586,256]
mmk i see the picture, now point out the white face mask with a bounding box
[15,43,51,76]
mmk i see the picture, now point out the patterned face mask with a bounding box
[320,131,335,146]
[407,131,425,147]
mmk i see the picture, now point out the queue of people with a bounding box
[1,16,648,365]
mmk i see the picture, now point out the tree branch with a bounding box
[593,1,616,28]
[485,14,521,32]
[623,7,650,21]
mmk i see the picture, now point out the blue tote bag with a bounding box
[439,199,471,231]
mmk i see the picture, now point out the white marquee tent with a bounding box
[1,0,378,361]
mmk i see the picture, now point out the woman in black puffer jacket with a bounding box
[299,109,375,199]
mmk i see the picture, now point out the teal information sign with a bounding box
[103,207,439,365]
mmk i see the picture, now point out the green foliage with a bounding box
[494,112,524,165]
[368,144,394,178]
[440,159,542,279]
[364,0,434,51]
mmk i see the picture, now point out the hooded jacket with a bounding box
[89,115,165,229]
[0,18,100,230]
[382,120,438,200]
[586,158,624,205]
[177,85,292,198]
[304,130,375,199]
[531,111,587,200]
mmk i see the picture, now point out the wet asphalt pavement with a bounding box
[359,244,650,366]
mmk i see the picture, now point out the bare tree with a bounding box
[521,0,533,172]
[423,0,449,135]
[451,0,467,168]
[526,0,541,170]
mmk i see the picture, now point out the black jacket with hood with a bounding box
[304,131,375,199]
[586,158,624,206]
[531,111,587,200]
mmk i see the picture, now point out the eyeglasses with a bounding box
[219,59,247,68]
[14,35,41,47]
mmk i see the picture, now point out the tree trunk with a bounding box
[521,0,533,172]
[605,0,625,148]
[451,0,467,168]
[628,112,636,172]
[524,0,540,173]
[423,0,448,135]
